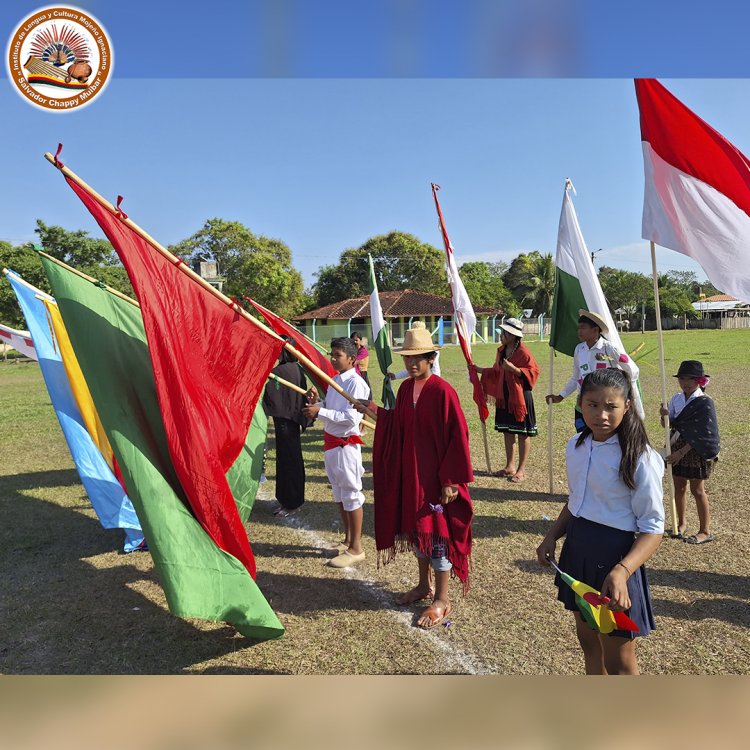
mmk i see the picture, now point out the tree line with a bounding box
[0,218,720,329]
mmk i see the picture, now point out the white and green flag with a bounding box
[551,179,644,417]
[367,254,396,409]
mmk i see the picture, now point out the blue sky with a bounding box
[3,3,750,288]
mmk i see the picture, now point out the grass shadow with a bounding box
[649,568,750,601]
[470,486,568,504]
[0,470,279,673]
[255,571,388,615]
[651,597,750,628]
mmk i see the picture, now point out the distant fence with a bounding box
[296,313,749,349]
[623,314,750,332]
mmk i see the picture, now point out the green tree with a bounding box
[313,231,447,307]
[648,286,697,318]
[597,266,653,314]
[35,219,118,267]
[169,219,304,318]
[34,220,134,298]
[2,223,136,327]
[458,261,520,315]
[0,241,50,328]
[503,251,555,315]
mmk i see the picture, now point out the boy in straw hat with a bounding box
[389,321,442,379]
[355,324,473,628]
[546,309,639,432]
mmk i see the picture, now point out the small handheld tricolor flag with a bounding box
[549,559,638,634]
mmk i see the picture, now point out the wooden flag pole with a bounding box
[548,344,554,496]
[268,372,376,430]
[38,252,140,307]
[480,420,492,474]
[40,252,378,430]
[44,151,377,422]
[650,241,678,533]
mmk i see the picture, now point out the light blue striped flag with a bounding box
[4,268,144,552]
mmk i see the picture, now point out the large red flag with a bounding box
[636,78,750,301]
[244,296,337,390]
[431,184,489,422]
[65,178,282,578]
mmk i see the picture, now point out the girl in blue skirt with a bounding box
[537,368,665,675]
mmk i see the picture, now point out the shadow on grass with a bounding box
[649,568,750,601]
[252,494,552,543]
[511,559,750,628]
[650,597,750,628]
[255,571,393,615]
[471,514,550,539]
[250,541,326,559]
[470,486,568,505]
[0,470,283,674]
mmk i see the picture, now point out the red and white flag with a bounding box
[0,323,37,360]
[636,78,750,301]
[431,183,489,422]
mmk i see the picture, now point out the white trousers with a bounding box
[324,444,365,511]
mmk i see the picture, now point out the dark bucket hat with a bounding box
[673,360,708,378]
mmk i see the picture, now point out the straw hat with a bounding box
[497,317,524,338]
[578,309,609,335]
[396,325,440,355]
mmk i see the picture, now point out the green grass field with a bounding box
[1,328,749,674]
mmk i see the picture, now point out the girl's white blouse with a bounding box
[566,433,665,534]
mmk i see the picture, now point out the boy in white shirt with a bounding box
[546,309,639,432]
[304,337,370,568]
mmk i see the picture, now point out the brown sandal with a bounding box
[416,602,452,629]
[396,587,434,605]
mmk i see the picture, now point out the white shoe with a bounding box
[327,550,366,568]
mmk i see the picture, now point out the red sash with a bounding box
[324,432,365,451]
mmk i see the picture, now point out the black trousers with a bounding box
[273,417,305,510]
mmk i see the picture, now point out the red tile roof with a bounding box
[294,289,505,320]
[702,294,738,302]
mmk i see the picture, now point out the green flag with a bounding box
[367,254,396,409]
[550,180,644,417]
[41,256,283,641]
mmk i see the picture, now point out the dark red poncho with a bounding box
[372,375,474,589]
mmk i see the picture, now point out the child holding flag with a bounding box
[357,325,473,629]
[475,317,540,483]
[659,360,719,544]
[546,310,639,432]
[537,368,664,675]
[304,337,370,568]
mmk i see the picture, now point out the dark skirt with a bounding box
[670,434,715,480]
[273,417,305,510]
[494,390,537,436]
[555,515,656,639]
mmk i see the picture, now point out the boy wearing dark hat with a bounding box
[546,309,640,432]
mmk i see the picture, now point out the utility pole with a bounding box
[590,248,606,266]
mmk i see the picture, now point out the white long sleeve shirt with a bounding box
[316,367,370,438]
[559,337,639,399]
[566,433,665,534]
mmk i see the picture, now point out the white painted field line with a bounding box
[259,493,492,674]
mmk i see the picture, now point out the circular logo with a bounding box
[6,6,113,112]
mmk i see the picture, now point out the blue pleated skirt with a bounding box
[555,515,656,639]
